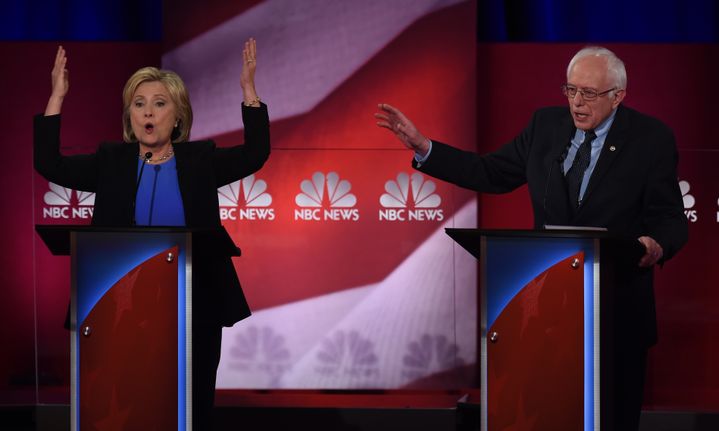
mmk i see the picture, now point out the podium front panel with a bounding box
[70,231,192,431]
[480,235,600,431]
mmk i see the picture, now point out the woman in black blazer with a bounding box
[35,39,269,429]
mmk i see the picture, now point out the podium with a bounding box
[36,225,239,431]
[446,228,643,431]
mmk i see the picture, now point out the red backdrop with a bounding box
[1,29,717,413]
[0,41,162,403]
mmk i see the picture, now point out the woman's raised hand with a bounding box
[45,46,69,115]
[240,38,260,106]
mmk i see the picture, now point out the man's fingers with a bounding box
[376,121,404,135]
[379,103,401,115]
[375,111,405,126]
[375,113,405,130]
[377,104,413,127]
[638,249,661,267]
[637,236,663,267]
[639,255,657,267]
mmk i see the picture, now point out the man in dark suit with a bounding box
[376,46,688,430]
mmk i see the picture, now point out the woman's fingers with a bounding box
[55,46,63,65]
[244,38,256,63]
[249,38,256,58]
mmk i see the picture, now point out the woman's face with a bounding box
[130,81,177,148]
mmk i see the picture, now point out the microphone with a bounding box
[132,152,152,225]
[147,165,161,226]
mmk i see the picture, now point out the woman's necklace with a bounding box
[139,148,174,163]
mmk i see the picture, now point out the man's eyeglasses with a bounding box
[561,84,616,101]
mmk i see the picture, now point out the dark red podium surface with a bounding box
[446,228,643,431]
[80,246,179,430]
[36,225,239,431]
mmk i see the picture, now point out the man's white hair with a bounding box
[567,46,627,92]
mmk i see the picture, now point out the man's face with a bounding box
[566,56,625,131]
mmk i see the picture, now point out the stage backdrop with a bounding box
[161,0,479,390]
[1,0,717,414]
[23,0,479,396]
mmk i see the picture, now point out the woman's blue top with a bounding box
[134,156,186,226]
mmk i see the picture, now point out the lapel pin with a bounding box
[609,145,616,152]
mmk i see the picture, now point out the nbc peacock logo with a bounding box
[218,174,275,221]
[294,172,360,221]
[315,330,379,379]
[679,180,697,222]
[228,325,291,386]
[42,182,95,220]
[378,173,444,222]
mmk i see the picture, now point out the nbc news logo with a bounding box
[294,172,360,221]
[42,182,95,220]
[378,173,444,222]
[218,174,275,221]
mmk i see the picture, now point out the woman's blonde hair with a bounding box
[122,67,193,143]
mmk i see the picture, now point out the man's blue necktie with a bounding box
[566,129,596,208]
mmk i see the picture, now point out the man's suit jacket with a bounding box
[416,104,688,346]
[34,104,271,327]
